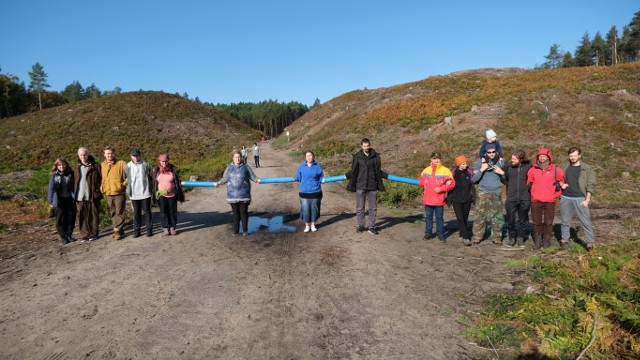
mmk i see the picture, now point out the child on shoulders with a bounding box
[479,129,503,160]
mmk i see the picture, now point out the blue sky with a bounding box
[2,1,637,106]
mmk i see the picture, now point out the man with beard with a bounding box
[74,147,102,241]
[560,147,596,251]
[497,149,532,247]
[471,143,506,245]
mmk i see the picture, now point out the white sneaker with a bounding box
[310,225,318,232]
[303,226,310,233]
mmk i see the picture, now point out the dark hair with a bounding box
[360,138,370,145]
[568,147,581,155]
[50,157,70,175]
[512,149,530,164]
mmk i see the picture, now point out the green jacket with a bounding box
[562,161,596,196]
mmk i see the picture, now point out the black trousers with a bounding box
[254,155,260,168]
[158,196,178,230]
[55,196,76,239]
[452,201,472,240]
[230,202,249,233]
[132,197,153,234]
[505,200,530,239]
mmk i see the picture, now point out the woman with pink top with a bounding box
[152,153,185,235]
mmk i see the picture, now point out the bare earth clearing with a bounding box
[0,143,636,359]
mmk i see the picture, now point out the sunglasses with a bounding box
[486,151,496,154]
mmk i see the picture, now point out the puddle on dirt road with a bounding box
[247,215,297,234]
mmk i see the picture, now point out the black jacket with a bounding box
[346,148,388,192]
[449,167,475,204]
[503,162,532,202]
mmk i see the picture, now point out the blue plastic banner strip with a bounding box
[322,174,347,183]
[387,174,419,186]
[259,177,296,184]
[181,181,217,187]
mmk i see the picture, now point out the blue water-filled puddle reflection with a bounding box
[247,215,297,234]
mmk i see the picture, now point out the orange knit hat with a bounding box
[455,155,468,166]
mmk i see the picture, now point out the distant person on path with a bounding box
[100,145,127,240]
[419,151,455,242]
[152,153,184,236]
[479,129,504,160]
[449,155,475,246]
[47,158,76,245]
[526,148,565,249]
[125,148,154,238]
[346,138,388,235]
[295,150,324,233]
[240,146,248,164]
[501,149,532,247]
[252,143,261,168]
[471,143,506,245]
[73,147,102,241]
[560,147,596,251]
[216,150,261,236]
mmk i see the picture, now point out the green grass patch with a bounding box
[465,240,640,359]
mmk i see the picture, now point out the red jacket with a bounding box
[419,163,455,206]
[526,148,565,202]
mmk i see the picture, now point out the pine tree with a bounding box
[620,10,640,62]
[543,44,563,68]
[28,62,50,110]
[591,32,607,66]
[606,26,619,65]
[574,32,594,67]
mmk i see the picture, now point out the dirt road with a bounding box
[1,143,538,359]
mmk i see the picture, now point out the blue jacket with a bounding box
[218,162,258,203]
[295,161,324,194]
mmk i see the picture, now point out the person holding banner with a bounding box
[295,151,324,233]
[216,150,261,236]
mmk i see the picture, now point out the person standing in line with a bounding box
[471,143,506,244]
[560,147,596,251]
[73,147,102,241]
[152,153,184,236]
[216,150,261,236]
[125,148,154,238]
[100,145,127,240]
[418,151,455,242]
[526,148,565,249]
[252,143,261,168]
[295,150,324,233]
[346,138,388,235]
[48,158,76,245]
[449,155,475,246]
[501,149,532,247]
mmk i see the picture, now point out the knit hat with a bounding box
[130,148,141,156]
[455,155,468,166]
[486,129,497,139]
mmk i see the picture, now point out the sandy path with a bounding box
[0,143,519,359]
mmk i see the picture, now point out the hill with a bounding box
[0,91,260,174]
[275,64,640,204]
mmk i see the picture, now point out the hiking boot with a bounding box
[542,235,552,248]
[368,227,379,235]
[516,238,525,248]
[533,234,543,250]
[438,236,446,243]
[492,238,503,245]
[560,240,569,250]
[586,242,595,251]
[506,238,516,247]
[356,225,366,233]
[471,237,480,245]
[113,232,122,240]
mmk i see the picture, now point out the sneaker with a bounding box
[586,242,595,251]
[113,233,122,241]
[462,238,472,246]
[242,232,248,237]
[506,238,516,247]
[146,230,153,237]
[492,238,503,245]
[516,239,525,248]
[88,236,98,241]
[438,237,446,243]
[163,228,169,235]
[304,226,310,233]
[311,225,318,232]
[356,225,366,233]
[560,240,569,250]
[170,228,177,235]
[368,227,379,235]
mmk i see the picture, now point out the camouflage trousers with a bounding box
[472,191,505,241]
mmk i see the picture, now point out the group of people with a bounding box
[47,146,184,244]
[419,129,596,250]
[49,134,596,252]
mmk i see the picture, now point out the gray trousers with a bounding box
[356,190,377,228]
[560,196,594,244]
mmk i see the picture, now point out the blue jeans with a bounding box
[425,205,444,239]
[300,197,321,223]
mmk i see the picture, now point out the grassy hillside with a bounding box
[275,63,640,204]
[0,91,261,178]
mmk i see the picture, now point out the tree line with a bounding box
[539,10,640,69]
[0,63,314,135]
